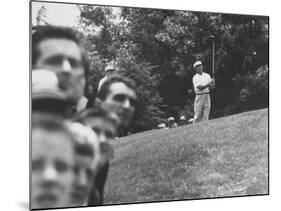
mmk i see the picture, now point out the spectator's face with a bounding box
[31,129,74,209]
[195,65,203,74]
[34,38,85,98]
[85,117,116,143]
[71,154,95,206]
[102,82,137,128]
[84,117,116,161]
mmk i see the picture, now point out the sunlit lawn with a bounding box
[104,108,268,204]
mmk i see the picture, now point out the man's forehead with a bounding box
[33,129,72,150]
[38,38,82,58]
[32,130,73,160]
[109,82,136,98]
[33,128,69,141]
[86,117,116,131]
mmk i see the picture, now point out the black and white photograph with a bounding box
[30,0,268,210]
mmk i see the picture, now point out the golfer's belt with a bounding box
[195,92,210,95]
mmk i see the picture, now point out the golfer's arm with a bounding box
[197,82,211,90]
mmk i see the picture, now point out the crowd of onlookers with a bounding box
[31,23,216,209]
[31,25,138,209]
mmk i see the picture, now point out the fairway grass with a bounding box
[104,108,268,204]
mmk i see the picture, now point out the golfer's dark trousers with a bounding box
[87,161,110,206]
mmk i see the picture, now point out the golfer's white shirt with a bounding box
[192,72,211,94]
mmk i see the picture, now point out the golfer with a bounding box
[97,65,115,92]
[192,61,215,123]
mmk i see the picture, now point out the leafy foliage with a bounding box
[77,5,268,132]
[233,65,268,112]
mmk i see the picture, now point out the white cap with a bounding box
[193,61,203,68]
[168,117,175,121]
[180,115,186,121]
[188,118,194,122]
[105,65,115,72]
[32,69,67,100]
[158,123,166,128]
[32,69,59,90]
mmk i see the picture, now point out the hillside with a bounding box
[104,108,268,204]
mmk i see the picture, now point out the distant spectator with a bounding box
[167,117,178,128]
[179,115,186,121]
[97,64,115,92]
[73,108,118,205]
[66,121,100,207]
[157,123,167,129]
[178,115,186,126]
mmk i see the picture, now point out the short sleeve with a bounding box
[206,73,211,83]
[192,76,198,88]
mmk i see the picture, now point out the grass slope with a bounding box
[104,108,268,204]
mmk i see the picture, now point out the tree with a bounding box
[77,5,268,132]
[35,6,49,26]
[78,5,166,132]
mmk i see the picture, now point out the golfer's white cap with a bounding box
[193,61,203,68]
[105,65,115,72]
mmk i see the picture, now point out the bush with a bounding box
[234,65,268,112]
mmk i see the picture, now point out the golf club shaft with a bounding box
[212,41,215,79]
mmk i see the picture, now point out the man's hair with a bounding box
[74,142,94,157]
[98,74,137,101]
[73,107,117,127]
[32,112,74,143]
[32,25,89,94]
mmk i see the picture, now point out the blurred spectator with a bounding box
[97,64,115,92]
[32,25,89,113]
[157,123,167,129]
[73,108,118,205]
[32,69,75,117]
[179,115,186,121]
[167,117,178,128]
[66,122,100,206]
[31,112,75,209]
[178,116,186,126]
